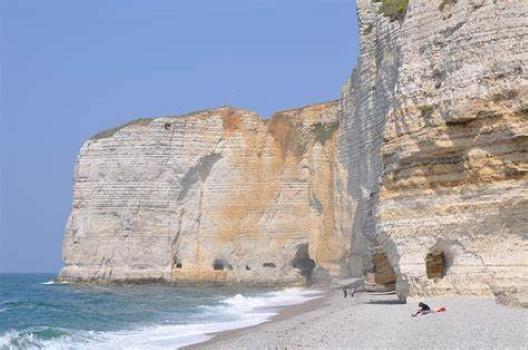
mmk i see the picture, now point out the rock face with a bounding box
[61,0,527,301]
[60,102,358,284]
[340,0,528,301]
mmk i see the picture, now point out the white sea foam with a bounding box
[0,329,98,350]
[0,287,323,349]
[1,320,261,350]
[0,331,20,348]
[0,321,264,350]
[39,280,71,285]
[222,287,322,313]
[39,281,55,285]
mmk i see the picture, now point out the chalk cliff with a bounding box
[60,102,357,284]
[61,0,527,303]
[341,0,528,303]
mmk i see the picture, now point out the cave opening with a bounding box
[365,245,397,292]
[425,252,445,279]
[173,256,183,269]
[426,239,459,279]
[291,243,316,284]
[213,259,233,271]
[213,259,224,271]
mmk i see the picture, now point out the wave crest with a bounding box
[39,280,71,285]
[221,287,322,312]
[1,287,322,349]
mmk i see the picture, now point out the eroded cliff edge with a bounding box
[60,102,359,284]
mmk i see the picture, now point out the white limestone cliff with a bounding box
[60,0,527,305]
[60,102,359,285]
[340,0,528,303]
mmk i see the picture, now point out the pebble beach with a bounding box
[191,290,528,349]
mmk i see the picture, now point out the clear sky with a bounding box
[0,0,359,273]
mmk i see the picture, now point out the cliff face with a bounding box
[341,0,528,302]
[60,102,358,284]
[61,0,527,301]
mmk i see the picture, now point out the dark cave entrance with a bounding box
[365,245,397,292]
[425,252,445,279]
[213,259,233,271]
[291,243,316,284]
[426,239,459,279]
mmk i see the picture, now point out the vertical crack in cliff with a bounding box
[309,192,324,215]
[170,209,186,268]
[195,187,204,264]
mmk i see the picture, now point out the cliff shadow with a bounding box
[340,24,407,297]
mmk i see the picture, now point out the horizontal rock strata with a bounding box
[60,102,359,284]
[61,0,527,303]
[342,0,528,302]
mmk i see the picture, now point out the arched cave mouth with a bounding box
[291,243,316,284]
[213,259,233,271]
[366,245,397,292]
[173,256,183,269]
[426,239,458,279]
[425,252,445,279]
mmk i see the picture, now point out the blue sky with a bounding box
[0,0,359,273]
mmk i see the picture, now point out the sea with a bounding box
[0,273,321,349]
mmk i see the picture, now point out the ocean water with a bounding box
[0,274,321,349]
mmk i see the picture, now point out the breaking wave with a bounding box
[38,280,71,285]
[0,287,322,349]
[221,287,322,312]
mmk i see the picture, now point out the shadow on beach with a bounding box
[363,299,405,305]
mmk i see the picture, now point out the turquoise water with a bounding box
[0,274,320,349]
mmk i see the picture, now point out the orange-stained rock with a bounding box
[341,0,528,304]
[59,101,361,285]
